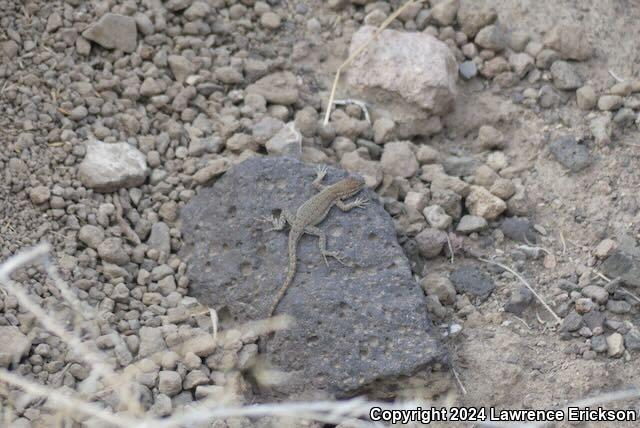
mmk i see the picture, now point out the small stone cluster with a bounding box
[555,242,640,359]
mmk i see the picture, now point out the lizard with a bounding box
[261,165,368,317]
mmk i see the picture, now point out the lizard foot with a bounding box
[352,197,369,209]
[257,214,286,232]
[315,164,328,180]
[322,251,352,267]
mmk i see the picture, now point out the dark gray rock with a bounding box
[591,335,608,353]
[606,300,631,314]
[449,266,495,302]
[456,215,488,234]
[504,286,533,315]
[613,108,636,127]
[582,310,605,330]
[616,234,640,258]
[500,216,537,243]
[549,135,591,172]
[599,250,640,287]
[401,237,426,276]
[148,222,171,255]
[442,156,479,177]
[180,156,446,396]
[624,328,640,351]
[414,228,447,259]
[560,310,583,332]
[538,84,563,108]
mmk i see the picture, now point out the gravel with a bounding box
[450,266,496,302]
[1,0,636,421]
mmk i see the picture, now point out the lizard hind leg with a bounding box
[304,225,352,267]
[259,210,294,232]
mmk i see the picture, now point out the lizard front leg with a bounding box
[336,196,368,211]
[312,165,328,191]
[304,225,351,267]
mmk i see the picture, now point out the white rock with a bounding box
[594,239,616,258]
[0,327,32,368]
[423,205,452,230]
[606,333,625,358]
[404,191,429,213]
[347,26,457,138]
[265,122,302,157]
[465,185,506,220]
[486,151,508,170]
[168,55,195,83]
[78,140,148,192]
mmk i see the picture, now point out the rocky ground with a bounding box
[3,0,640,426]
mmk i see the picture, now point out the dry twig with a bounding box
[322,0,427,125]
[113,194,141,245]
[477,257,562,325]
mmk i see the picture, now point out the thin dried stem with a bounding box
[113,194,141,245]
[323,0,427,125]
[0,242,50,279]
[0,369,136,427]
[477,258,562,325]
[450,365,467,395]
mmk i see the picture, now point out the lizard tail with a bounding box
[268,232,299,316]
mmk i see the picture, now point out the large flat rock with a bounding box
[180,156,446,396]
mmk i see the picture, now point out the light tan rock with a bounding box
[346,26,456,137]
[465,185,506,220]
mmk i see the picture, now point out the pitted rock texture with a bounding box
[181,156,446,396]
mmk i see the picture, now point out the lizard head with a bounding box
[337,175,366,198]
